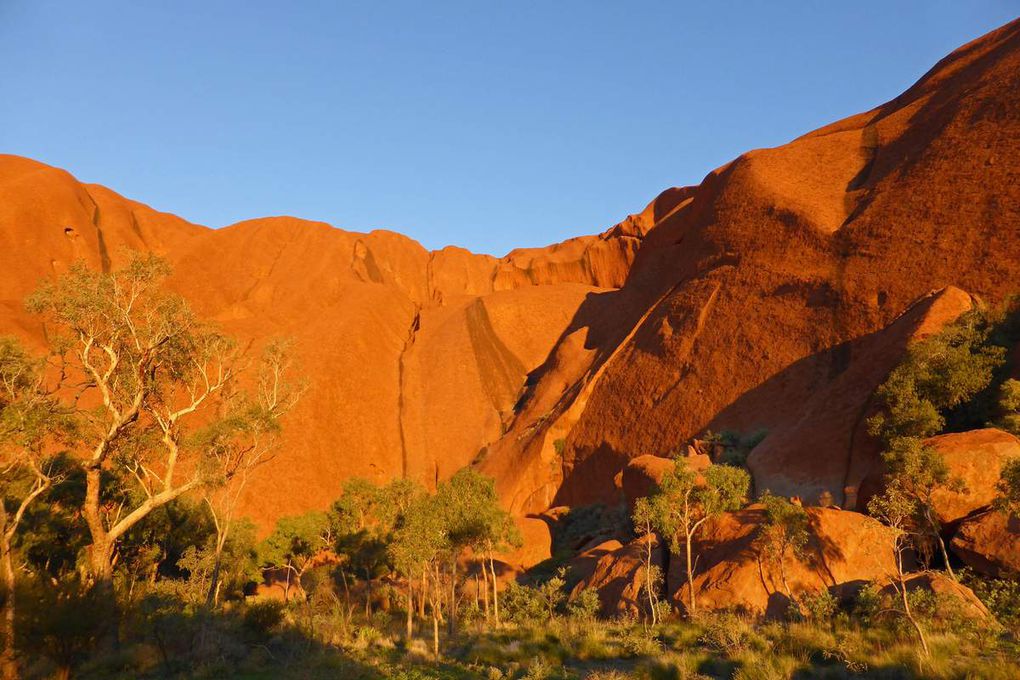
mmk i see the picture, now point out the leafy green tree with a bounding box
[200,339,301,607]
[259,511,330,601]
[387,491,447,656]
[643,459,750,616]
[868,310,1006,442]
[434,468,516,633]
[994,379,1020,435]
[329,477,412,616]
[754,492,809,612]
[0,336,72,680]
[27,256,241,605]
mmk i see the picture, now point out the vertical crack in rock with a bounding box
[397,304,421,479]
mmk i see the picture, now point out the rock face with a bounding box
[479,18,1020,515]
[881,573,990,619]
[667,507,899,617]
[570,534,661,619]
[1,19,1019,534]
[926,429,1020,525]
[0,156,641,529]
[951,511,1020,577]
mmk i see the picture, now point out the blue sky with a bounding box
[1,2,1015,255]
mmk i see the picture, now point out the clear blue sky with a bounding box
[1,2,1015,255]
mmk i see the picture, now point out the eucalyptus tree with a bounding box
[643,459,749,616]
[28,255,241,599]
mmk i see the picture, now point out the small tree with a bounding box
[388,492,447,657]
[754,492,809,613]
[867,482,930,658]
[632,496,662,624]
[434,468,514,635]
[644,460,750,616]
[881,438,963,580]
[867,311,1006,442]
[201,339,301,607]
[259,511,330,601]
[0,337,71,680]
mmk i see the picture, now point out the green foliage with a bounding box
[867,307,1009,443]
[995,378,1020,435]
[17,576,109,676]
[754,493,809,577]
[259,510,330,579]
[967,575,1020,633]
[799,589,837,623]
[567,588,600,622]
[502,582,547,625]
[242,600,286,639]
[644,460,750,558]
[997,457,1020,518]
[701,429,768,468]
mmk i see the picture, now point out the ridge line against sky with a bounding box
[1,1,1016,256]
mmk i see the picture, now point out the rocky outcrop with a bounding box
[880,573,990,619]
[2,19,1019,539]
[570,534,661,619]
[951,511,1020,577]
[667,507,899,617]
[481,18,1020,517]
[926,429,1020,526]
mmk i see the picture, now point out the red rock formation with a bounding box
[666,507,899,617]
[570,534,661,619]
[481,19,1020,515]
[1,19,1019,538]
[0,155,641,529]
[951,510,1020,577]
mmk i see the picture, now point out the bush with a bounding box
[243,599,286,639]
[568,588,601,623]
[503,582,547,625]
[799,589,837,623]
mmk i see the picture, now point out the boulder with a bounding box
[570,534,661,619]
[619,455,673,509]
[619,452,712,511]
[951,510,1020,577]
[668,506,899,617]
[503,516,553,570]
[881,572,990,619]
[927,429,1020,526]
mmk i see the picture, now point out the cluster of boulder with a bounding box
[566,429,1019,619]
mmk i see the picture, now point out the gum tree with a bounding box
[644,459,750,616]
[28,256,241,598]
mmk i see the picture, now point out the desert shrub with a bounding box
[800,589,837,624]
[17,576,107,678]
[697,614,764,654]
[967,575,1020,632]
[568,588,601,623]
[243,599,286,639]
[852,583,883,624]
[618,625,662,658]
[503,582,546,625]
